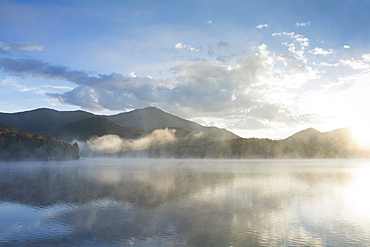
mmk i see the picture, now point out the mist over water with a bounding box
[1,158,370,246]
[79,128,177,154]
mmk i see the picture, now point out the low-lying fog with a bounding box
[81,129,177,154]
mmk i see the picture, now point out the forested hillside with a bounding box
[0,129,79,161]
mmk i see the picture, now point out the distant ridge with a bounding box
[284,127,359,153]
[0,108,94,136]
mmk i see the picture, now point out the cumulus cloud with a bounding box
[0,41,44,51]
[174,42,200,52]
[309,47,333,56]
[272,32,309,47]
[362,54,370,62]
[256,24,269,29]
[272,32,309,62]
[340,58,370,70]
[164,60,256,112]
[343,45,351,49]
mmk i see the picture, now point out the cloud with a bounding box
[126,71,137,78]
[174,42,200,52]
[276,54,297,64]
[247,104,294,123]
[41,85,74,90]
[272,32,309,47]
[256,24,269,29]
[362,54,370,62]
[231,117,267,129]
[163,58,258,112]
[0,41,44,51]
[39,45,278,113]
[295,21,311,27]
[0,77,39,93]
[217,41,230,49]
[315,62,340,67]
[272,32,310,61]
[340,58,370,70]
[0,57,89,82]
[309,47,333,56]
[205,20,214,25]
[343,45,351,49]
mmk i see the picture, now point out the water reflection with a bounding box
[1,159,370,246]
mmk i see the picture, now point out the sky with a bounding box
[1,0,370,140]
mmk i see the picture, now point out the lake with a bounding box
[1,158,370,246]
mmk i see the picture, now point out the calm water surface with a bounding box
[1,158,370,246]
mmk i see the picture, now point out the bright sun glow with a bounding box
[348,105,370,148]
[350,124,370,148]
[341,77,370,149]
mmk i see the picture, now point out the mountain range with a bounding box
[0,107,368,159]
[0,107,238,141]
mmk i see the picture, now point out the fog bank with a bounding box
[80,128,176,154]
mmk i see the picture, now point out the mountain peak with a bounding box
[143,106,160,110]
[108,107,239,140]
[301,128,321,134]
[285,128,321,143]
[136,106,166,113]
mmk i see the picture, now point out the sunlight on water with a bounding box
[343,166,370,220]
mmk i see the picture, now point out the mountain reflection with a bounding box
[0,159,236,207]
[1,159,370,247]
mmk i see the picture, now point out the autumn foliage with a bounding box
[0,129,79,161]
